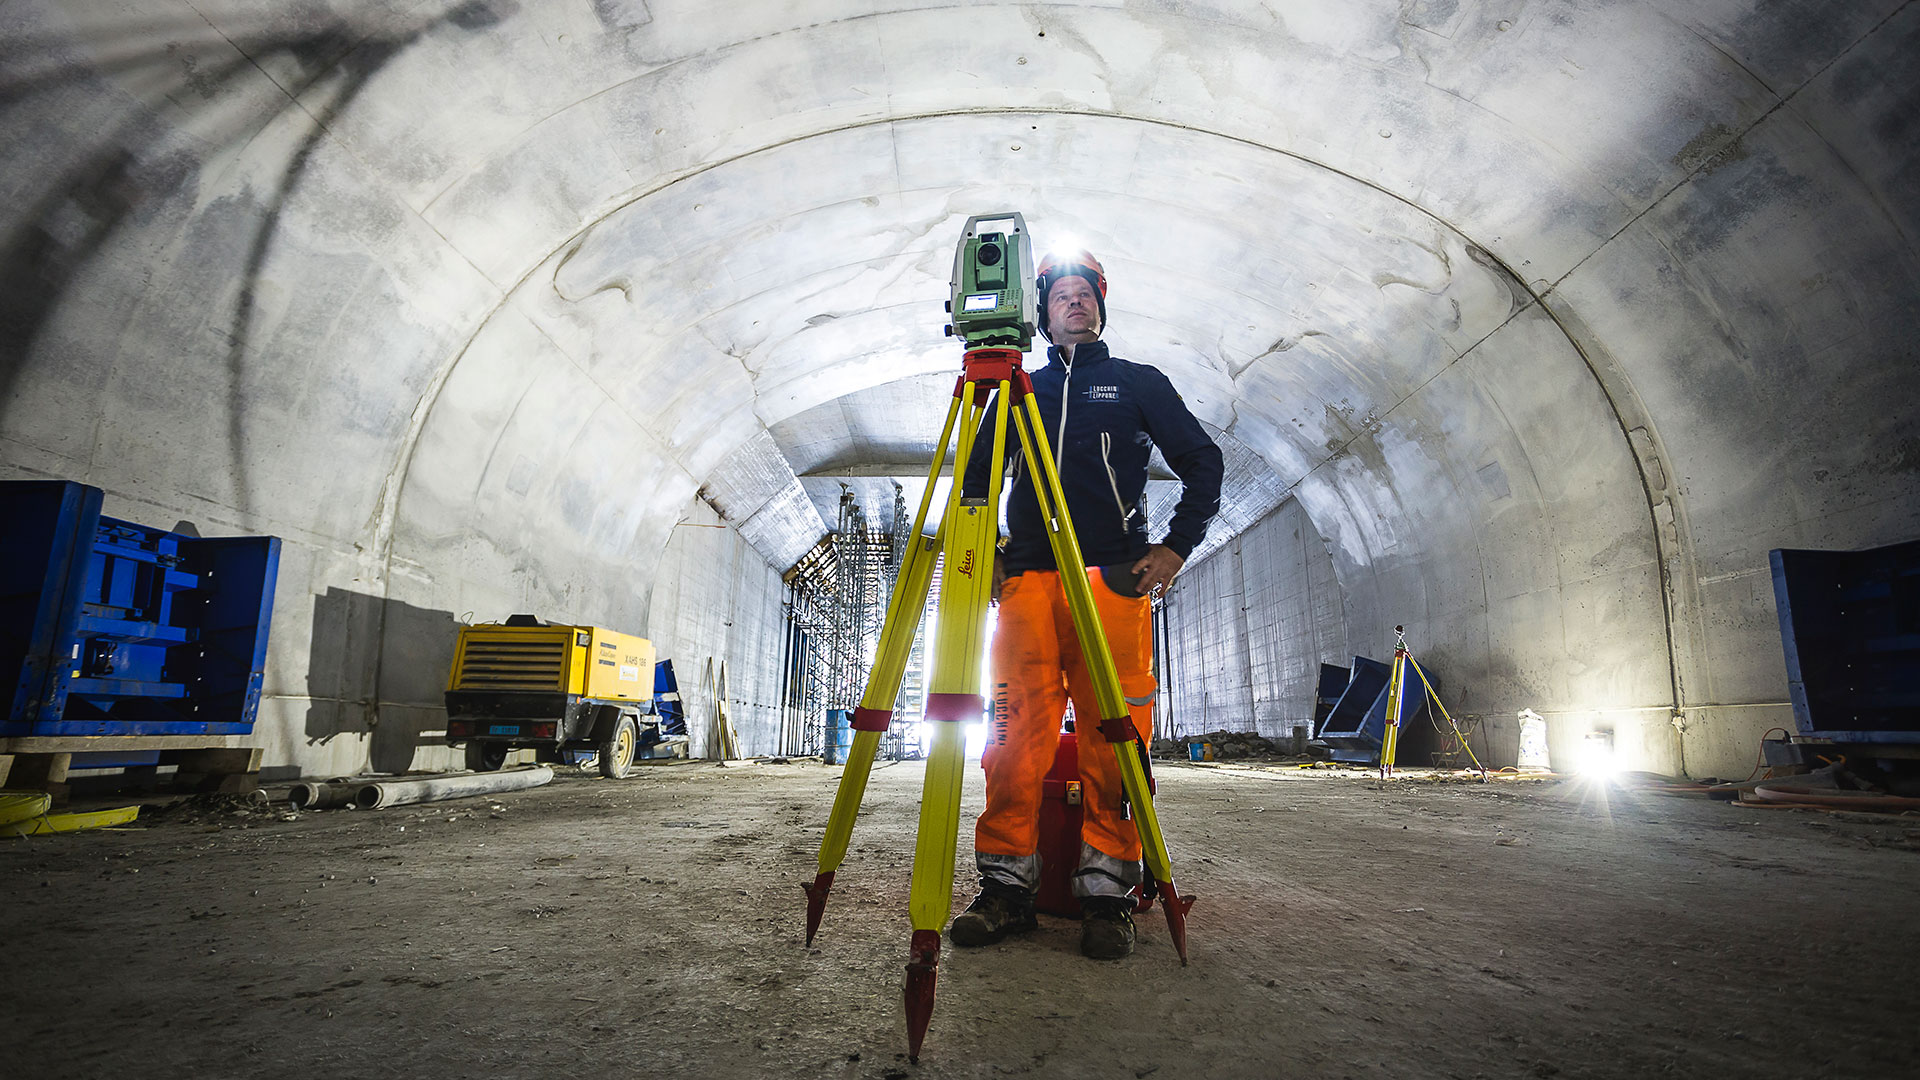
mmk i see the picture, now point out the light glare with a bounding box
[1580,730,1618,779]
[1043,235,1087,262]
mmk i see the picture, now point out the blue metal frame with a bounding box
[653,659,686,735]
[2,480,281,738]
[1314,656,1388,763]
[1313,654,1435,764]
[1312,661,1350,736]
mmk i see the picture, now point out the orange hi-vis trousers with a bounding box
[977,567,1156,882]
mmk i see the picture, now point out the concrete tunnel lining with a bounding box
[1,1,1916,780]
[392,108,1671,771]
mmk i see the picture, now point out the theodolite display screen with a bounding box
[961,293,999,313]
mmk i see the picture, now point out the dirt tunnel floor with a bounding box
[7,759,1919,1080]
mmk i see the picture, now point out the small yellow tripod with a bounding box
[801,346,1194,1061]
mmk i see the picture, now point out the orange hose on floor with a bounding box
[1743,785,1920,812]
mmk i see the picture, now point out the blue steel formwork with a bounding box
[653,659,687,736]
[1312,662,1351,736]
[2,481,281,738]
[1770,539,1920,744]
[1313,654,1435,765]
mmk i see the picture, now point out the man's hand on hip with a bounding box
[1130,544,1185,598]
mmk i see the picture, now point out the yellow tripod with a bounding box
[1379,624,1487,780]
[801,346,1195,1061]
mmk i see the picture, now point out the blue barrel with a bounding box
[824,709,854,764]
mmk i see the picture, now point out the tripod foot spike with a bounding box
[904,929,942,1062]
[1157,881,1196,966]
[801,871,835,945]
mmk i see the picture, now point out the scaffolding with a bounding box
[781,484,916,759]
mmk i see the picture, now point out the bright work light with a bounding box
[1579,729,1618,779]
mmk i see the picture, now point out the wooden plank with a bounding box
[0,754,12,786]
[175,769,260,794]
[0,735,242,753]
[213,773,261,795]
[1,740,262,798]
[7,753,74,805]
[10,752,72,787]
[162,748,263,774]
[168,747,263,794]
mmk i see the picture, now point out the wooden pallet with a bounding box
[0,737,262,805]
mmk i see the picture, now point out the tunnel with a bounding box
[3,0,1917,784]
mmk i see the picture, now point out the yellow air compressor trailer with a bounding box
[443,615,658,779]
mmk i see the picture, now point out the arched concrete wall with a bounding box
[2,1,1915,777]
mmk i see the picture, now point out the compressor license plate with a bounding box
[489,724,520,736]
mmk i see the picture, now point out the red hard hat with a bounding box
[1036,250,1108,341]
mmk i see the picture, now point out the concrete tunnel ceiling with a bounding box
[2,1,1917,778]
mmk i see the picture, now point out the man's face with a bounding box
[1047,273,1102,343]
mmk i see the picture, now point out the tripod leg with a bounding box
[1007,396,1196,964]
[806,533,943,941]
[903,379,1010,1062]
[805,391,964,943]
[1409,656,1487,780]
[1382,647,1406,779]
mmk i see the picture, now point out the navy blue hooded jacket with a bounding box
[963,340,1224,575]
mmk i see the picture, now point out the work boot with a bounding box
[1079,897,1136,960]
[947,883,1037,947]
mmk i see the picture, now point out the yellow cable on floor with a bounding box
[0,790,54,827]
[0,803,140,838]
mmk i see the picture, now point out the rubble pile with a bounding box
[138,791,285,826]
[1153,730,1314,762]
[1200,731,1277,759]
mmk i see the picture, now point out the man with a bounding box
[952,249,1223,959]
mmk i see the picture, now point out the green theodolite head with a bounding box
[946,212,1037,351]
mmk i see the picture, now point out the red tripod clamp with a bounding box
[955,347,1032,399]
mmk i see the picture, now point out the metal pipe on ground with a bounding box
[353,766,554,810]
[288,781,362,810]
